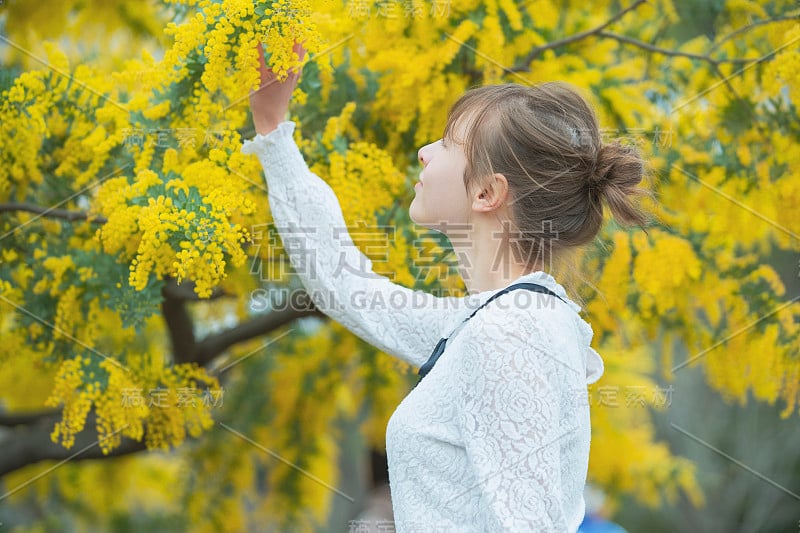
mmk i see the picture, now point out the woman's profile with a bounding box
[241,43,650,532]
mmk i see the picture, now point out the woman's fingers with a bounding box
[292,40,307,62]
[252,41,305,89]
[247,41,305,134]
[253,43,274,89]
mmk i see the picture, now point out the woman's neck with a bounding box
[450,217,545,295]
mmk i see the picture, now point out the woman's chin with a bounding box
[408,202,420,224]
[409,215,435,233]
[409,210,426,229]
[409,202,442,232]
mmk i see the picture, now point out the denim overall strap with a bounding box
[415,282,568,386]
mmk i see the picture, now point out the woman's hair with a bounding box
[444,82,653,272]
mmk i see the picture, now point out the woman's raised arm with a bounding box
[242,44,467,368]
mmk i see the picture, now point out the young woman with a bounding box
[242,47,648,533]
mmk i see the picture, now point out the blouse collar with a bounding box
[465,270,582,315]
[451,270,605,384]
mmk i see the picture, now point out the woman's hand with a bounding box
[249,42,306,136]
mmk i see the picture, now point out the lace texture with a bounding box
[242,122,605,532]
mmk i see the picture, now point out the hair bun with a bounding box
[589,141,648,228]
[591,142,644,195]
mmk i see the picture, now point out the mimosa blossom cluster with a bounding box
[93,163,253,298]
[162,0,326,96]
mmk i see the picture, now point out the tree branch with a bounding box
[0,202,107,223]
[0,409,61,427]
[161,284,197,364]
[193,299,327,367]
[596,31,752,66]
[710,13,800,53]
[0,293,327,476]
[0,411,147,478]
[162,278,228,301]
[160,276,326,367]
[510,0,647,71]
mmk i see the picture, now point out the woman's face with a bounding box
[409,123,475,233]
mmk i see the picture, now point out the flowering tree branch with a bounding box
[0,297,325,477]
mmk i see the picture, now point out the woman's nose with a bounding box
[418,143,432,166]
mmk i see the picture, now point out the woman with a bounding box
[242,46,649,532]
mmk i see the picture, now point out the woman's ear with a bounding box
[472,173,509,212]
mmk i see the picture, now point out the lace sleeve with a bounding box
[241,122,463,369]
[454,299,580,531]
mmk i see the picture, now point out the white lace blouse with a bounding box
[242,122,605,533]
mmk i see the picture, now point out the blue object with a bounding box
[577,513,629,533]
